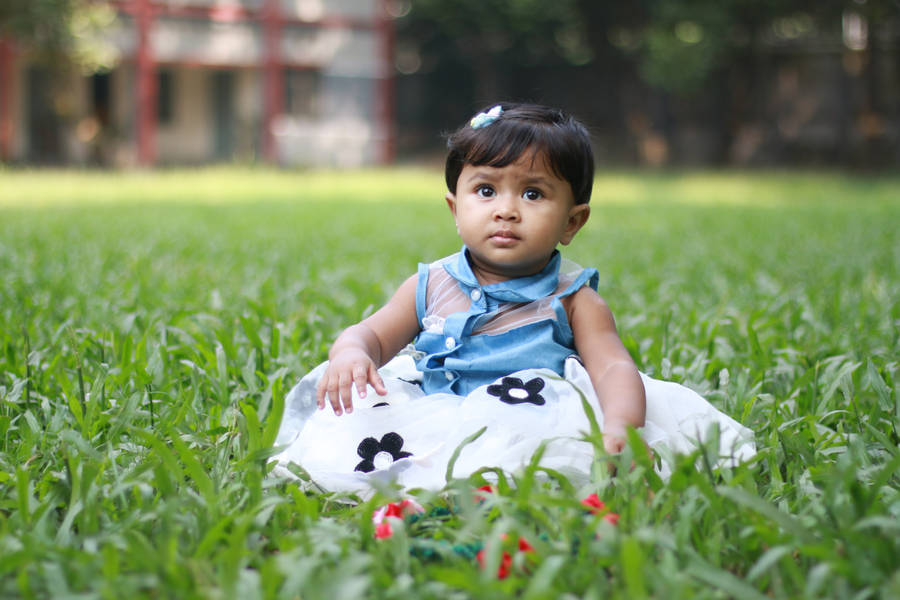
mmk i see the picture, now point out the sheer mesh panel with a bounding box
[424,265,580,336]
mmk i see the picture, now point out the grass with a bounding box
[1,167,898,599]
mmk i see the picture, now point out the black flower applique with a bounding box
[487,376,546,406]
[354,432,413,473]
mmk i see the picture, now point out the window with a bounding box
[283,69,319,117]
[157,70,174,124]
[91,72,111,125]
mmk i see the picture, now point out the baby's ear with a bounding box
[445,192,458,218]
[445,192,460,234]
[561,204,590,245]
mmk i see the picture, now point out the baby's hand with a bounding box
[602,429,653,455]
[602,432,627,455]
[602,423,654,476]
[601,421,629,455]
[315,349,387,416]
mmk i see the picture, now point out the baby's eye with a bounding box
[476,185,495,198]
[523,188,543,201]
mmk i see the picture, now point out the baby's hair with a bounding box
[445,103,595,205]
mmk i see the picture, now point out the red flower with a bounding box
[497,552,513,579]
[371,499,424,539]
[474,484,496,503]
[581,493,620,527]
[476,535,535,579]
[372,499,423,523]
[581,493,606,515]
[476,550,513,579]
[374,520,393,539]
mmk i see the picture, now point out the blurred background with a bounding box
[1,0,898,169]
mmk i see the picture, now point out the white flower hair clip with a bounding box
[469,105,503,129]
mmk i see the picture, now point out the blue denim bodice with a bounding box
[413,247,599,396]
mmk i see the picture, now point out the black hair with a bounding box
[444,103,595,205]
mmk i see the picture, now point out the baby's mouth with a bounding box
[490,230,519,241]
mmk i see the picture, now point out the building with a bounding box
[0,0,395,167]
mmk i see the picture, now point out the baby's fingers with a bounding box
[334,371,355,416]
[368,363,388,395]
[317,371,347,415]
[349,363,372,406]
[315,378,328,410]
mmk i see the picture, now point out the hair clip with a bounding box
[469,105,503,129]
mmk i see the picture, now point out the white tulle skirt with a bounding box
[270,355,756,492]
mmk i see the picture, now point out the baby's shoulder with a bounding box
[561,285,614,326]
[562,284,605,306]
[556,258,599,297]
[422,252,460,271]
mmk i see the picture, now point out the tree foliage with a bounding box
[0,0,118,72]
[399,0,900,96]
[628,0,899,93]
[405,0,593,66]
[395,0,593,104]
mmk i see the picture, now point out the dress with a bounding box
[270,249,756,493]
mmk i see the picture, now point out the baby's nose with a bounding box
[493,197,519,220]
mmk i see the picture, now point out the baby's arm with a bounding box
[315,275,420,416]
[567,287,646,454]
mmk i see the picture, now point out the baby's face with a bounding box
[445,151,589,284]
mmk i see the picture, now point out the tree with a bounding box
[0,0,118,72]
[396,0,592,104]
[396,0,899,165]
[399,0,899,97]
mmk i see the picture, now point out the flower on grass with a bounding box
[581,493,620,525]
[474,484,496,503]
[374,520,394,539]
[480,550,514,579]
[373,499,423,522]
[372,499,424,539]
[476,534,535,579]
[581,492,606,514]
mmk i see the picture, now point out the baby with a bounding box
[316,103,643,455]
[273,103,755,491]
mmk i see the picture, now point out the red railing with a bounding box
[0,38,15,162]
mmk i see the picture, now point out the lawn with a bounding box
[1,168,898,598]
